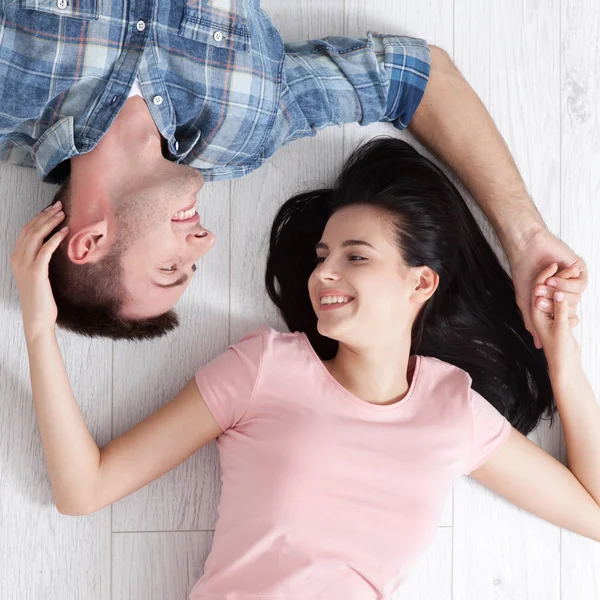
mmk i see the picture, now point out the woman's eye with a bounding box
[315,256,326,264]
[349,255,366,262]
[161,265,177,272]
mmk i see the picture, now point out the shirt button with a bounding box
[57,0,67,8]
[136,20,146,32]
[213,31,224,42]
[174,140,179,151]
[153,95,163,105]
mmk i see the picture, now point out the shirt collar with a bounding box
[34,116,79,183]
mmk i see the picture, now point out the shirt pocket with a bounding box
[9,0,99,20]
[178,0,252,53]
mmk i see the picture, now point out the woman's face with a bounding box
[308,204,437,349]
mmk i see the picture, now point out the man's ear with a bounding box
[66,220,111,264]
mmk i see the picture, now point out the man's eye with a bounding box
[315,256,326,264]
[161,265,177,272]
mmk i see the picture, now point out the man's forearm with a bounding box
[408,46,547,260]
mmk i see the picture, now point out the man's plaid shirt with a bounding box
[0,0,430,183]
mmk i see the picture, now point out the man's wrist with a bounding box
[501,212,547,260]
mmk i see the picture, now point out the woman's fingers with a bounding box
[534,288,578,317]
[37,226,69,268]
[18,202,65,263]
[552,290,570,335]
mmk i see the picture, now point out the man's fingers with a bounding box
[544,275,586,295]
[37,227,69,267]
[534,262,559,287]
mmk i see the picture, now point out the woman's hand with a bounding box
[10,201,69,342]
[531,263,582,376]
[509,228,587,350]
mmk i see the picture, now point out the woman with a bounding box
[10,139,600,599]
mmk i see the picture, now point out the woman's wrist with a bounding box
[24,325,57,347]
[548,360,585,392]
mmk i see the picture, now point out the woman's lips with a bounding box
[319,298,354,312]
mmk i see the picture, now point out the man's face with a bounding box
[115,163,216,319]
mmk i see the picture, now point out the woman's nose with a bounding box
[316,262,339,281]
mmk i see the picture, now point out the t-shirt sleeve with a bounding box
[194,329,264,432]
[462,387,512,476]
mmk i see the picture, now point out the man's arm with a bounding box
[409,46,588,349]
[408,46,546,261]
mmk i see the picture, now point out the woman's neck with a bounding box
[324,340,413,406]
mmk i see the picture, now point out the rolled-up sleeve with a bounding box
[264,32,430,154]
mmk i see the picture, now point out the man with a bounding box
[1,1,586,344]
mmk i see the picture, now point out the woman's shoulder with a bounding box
[235,326,306,353]
[418,354,473,389]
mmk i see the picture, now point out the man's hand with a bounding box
[10,201,69,342]
[509,228,587,349]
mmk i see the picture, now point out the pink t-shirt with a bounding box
[189,327,511,599]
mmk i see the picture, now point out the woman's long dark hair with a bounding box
[265,137,555,436]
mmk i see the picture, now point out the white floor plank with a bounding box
[0,165,112,600]
[453,2,565,598]
[112,532,214,600]
[561,0,600,596]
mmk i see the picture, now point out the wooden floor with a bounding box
[1,1,599,598]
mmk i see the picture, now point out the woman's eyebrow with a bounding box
[315,240,376,250]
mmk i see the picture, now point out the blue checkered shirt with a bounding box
[0,0,430,183]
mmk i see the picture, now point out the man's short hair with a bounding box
[44,179,179,340]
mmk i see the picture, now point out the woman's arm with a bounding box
[11,203,222,516]
[470,264,600,541]
[26,331,102,513]
[471,425,600,543]
[27,330,222,515]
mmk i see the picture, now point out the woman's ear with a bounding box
[66,220,110,264]
[411,266,439,303]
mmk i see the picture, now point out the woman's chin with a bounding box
[316,319,347,342]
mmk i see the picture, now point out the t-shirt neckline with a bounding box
[298,332,423,411]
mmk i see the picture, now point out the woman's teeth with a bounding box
[172,206,196,220]
[320,296,352,305]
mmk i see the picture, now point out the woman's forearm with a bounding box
[408,46,546,260]
[553,365,600,507]
[26,332,100,515]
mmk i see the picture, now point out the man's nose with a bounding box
[186,230,211,260]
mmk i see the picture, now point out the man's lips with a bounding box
[173,212,200,224]
[172,200,199,222]
[177,199,197,213]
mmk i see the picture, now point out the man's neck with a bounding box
[70,97,163,199]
